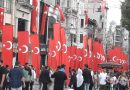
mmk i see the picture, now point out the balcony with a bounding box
[16,0,33,11]
[64,7,78,16]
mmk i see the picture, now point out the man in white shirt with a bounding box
[98,69,107,90]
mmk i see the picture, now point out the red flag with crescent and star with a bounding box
[2,25,13,68]
[41,4,48,35]
[30,34,40,77]
[53,22,61,66]
[31,0,38,33]
[18,31,29,65]
[0,7,4,30]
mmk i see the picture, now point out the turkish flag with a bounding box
[60,27,67,64]
[31,0,38,33]
[18,31,29,65]
[30,34,40,77]
[83,35,88,67]
[85,15,88,25]
[47,39,57,69]
[41,4,48,35]
[0,7,4,30]
[70,46,77,69]
[55,4,65,21]
[101,1,106,14]
[75,48,83,69]
[53,22,61,66]
[2,25,13,68]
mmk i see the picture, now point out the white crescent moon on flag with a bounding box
[78,56,82,61]
[84,49,87,57]
[6,41,12,50]
[2,41,12,50]
[34,47,40,54]
[96,52,100,59]
[22,45,28,53]
[89,51,92,58]
[52,51,56,57]
[56,41,61,51]
[62,44,67,54]
[112,56,116,62]
[73,55,77,60]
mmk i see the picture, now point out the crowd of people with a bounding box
[0,59,130,90]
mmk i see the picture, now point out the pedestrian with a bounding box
[9,61,25,90]
[51,64,67,90]
[3,65,10,90]
[118,72,129,90]
[82,64,92,90]
[29,65,36,90]
[69,69,77,90]
[23,63,32,90]
[0,60,6,90]
[76,68,83,90]
[39,66,51,90]
[98,69,108,90]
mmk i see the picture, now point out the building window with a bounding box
[6,0,12,13]
[0,0,4,8]
[81,19,84,28]
[74,36,76,43]
[80,34,83,43]
[56,0,60,5]
[67,0,70,7]
[102,22,104,29]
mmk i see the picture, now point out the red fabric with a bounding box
[18,31,29,65]
[2,25,13,68]
[83,35,88,67]
[0,7,4,30]
[53,23,61,66]
[70,46,77,69]
[85,15,88,25]
[31,0,38,33]
[48,39,57,70]
[60,27,67,65]
[41,4,48,35]
[88,38,92,51]
[30,34,40,77]
[101,1,106,14]
[55,4,65,21]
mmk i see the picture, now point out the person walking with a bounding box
[98,69,108,90]
[23,63,32,90]
[0,60,6,90]
[76,68,83,90]
[51,65,67,90]
[9,61,25,90]
[118,72,129,90]
[29,65,36,90]
[69,69,77,90]
[82,64,92,90]
[40,66,51,90]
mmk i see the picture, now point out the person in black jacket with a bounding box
[69,69,77,90]
[82,64,92,90]
[51,65,67,90]
[40,66,51,90]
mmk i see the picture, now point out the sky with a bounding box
[107,0,124,28]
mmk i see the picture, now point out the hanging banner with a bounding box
[2,25,13,68]
[18,31,29,65]
[30,34,40,77]
[53,22,61,66]
[41,3,48,35]
[0,7,4,30]
[31,0,38,33]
